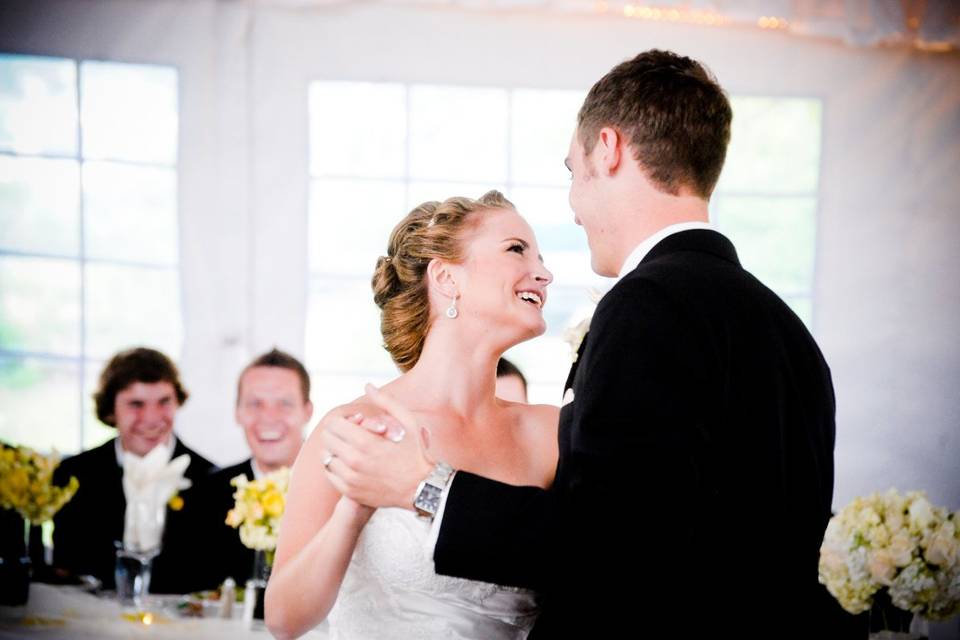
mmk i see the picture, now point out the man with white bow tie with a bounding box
[52,347,215,589]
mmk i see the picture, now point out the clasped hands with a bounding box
[320,384,435,513]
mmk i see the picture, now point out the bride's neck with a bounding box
[396,325,502,420]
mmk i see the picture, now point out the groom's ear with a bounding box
[426,258,458,298]
[596,126,622,175]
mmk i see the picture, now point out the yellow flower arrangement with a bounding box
[225,467,290,564]
[0,444,79,524]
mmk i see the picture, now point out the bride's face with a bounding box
[448,208,553,345]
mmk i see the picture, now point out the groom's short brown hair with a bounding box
[578,49,732,199]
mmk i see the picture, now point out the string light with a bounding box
[586,3,788,31]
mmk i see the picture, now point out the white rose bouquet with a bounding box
[819,489,960,621]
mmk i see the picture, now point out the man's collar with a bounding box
[617,221,714,278]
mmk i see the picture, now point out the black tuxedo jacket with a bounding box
[51,436,215,590]
[435,230,848,637]
[154,459,256,593]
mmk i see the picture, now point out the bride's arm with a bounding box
[265,406,373,640]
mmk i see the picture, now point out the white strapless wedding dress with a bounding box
[325,507,539,639]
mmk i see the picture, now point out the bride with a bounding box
[265,190,558,639]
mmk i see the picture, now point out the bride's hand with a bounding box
[320,385,435,511]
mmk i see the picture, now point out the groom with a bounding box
[321,50,842,636]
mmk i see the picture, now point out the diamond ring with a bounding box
[322,453,335,469]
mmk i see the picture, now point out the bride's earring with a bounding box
[446,295,458,319]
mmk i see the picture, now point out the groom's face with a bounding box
[566,130,616,276]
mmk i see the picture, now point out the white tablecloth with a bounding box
[0,583,329,639]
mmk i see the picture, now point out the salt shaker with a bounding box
[219,577,236,619]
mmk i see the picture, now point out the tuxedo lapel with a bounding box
[562,331,589,396]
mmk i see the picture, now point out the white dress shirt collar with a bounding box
[114,434,175,467]
[617,221,714,278]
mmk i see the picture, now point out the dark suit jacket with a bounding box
[435,230,849,637]
[154,459,255,593]
[51,436,215,590]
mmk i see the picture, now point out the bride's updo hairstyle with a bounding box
[372,190,515,372]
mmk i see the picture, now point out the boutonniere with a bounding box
[563,289,603,363]
[168,492,184,511]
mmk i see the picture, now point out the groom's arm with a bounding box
[432,275,713,591]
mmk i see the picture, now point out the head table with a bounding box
[0,583,329,640]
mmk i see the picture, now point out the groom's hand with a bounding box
[320,385,434,511]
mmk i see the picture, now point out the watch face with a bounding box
[416,485,442,514]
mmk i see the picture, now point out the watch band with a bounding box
[413,461,455,520]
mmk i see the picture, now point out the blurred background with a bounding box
[0,0,957,512]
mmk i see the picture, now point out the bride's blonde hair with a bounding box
[372,190,515,372]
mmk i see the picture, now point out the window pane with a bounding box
[306,277,396,376]
[306,371,396,435]
[309,82,406,179]
[80,61,177,165]
[0,54,77,156]
[0,156,80,256]
[85,264,181,360]
[713,195,817,294]
[83,162,178,265]
[0,356,80,453]
[406,181,504,212]
[503,334,571,389]
[82,359,114,450]
[409,86,508,182]
[309,178,406,276]
[509,186,601,289]
[0,256,81,355]
[537,284,602,341]
[511,89,585,186]
[717,97,822,195]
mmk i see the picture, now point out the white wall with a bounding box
[2,1,958,515]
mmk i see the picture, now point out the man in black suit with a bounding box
[320,50,847,636]
[52,347,215,590]
[157,349,312,593]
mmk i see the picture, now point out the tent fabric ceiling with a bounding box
[252,0,960,52]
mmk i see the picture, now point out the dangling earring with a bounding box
[446,295,458,319]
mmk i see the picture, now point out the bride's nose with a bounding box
[534,264,553,286]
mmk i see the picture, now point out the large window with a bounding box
[0,54,181,454]
[305,82,821,411]
[713,96,822,326]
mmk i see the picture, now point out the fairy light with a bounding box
[590,3,733,28]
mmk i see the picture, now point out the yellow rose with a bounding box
[168,495,184,511]
[262,489,285,518]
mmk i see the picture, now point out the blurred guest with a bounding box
[52,347,215,589]
[158,348,312,593]
[495,357,528,403]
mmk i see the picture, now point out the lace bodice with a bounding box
[326,507,539,639]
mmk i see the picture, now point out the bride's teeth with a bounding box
[516,291,542,307]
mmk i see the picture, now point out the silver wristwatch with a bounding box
[413,461,455,520]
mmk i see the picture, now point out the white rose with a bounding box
[909,496,935,531]
[867,549,897,586]
[925,522,958,568]
[888,530,916,567]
